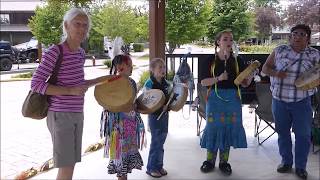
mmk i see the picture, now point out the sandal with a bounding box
[159,168,168,176]
[200,160,215,173]
[146,171,162,178]
[219,162,232,175]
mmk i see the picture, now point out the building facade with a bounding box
[0,0,42,45]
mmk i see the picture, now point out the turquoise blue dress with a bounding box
[200,55,247,152]
[200,89,247,151]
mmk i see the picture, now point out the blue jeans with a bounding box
[272,97,312,170]
[147,113,168,172]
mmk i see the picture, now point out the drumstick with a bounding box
[157,92,175,121]
[95,75,122,86]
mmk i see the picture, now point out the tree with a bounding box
[88,6,104,55]
[207,0,254,42]
[254,0,279,7]
[165,0,211,53]
[93,0,138,45]
[283,0,319,29]
[254,6,280,43]
[133,4,149,42]
[47,0,94,7]
[28,1,69,46]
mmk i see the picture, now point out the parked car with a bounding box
[0,41,15,71]
[13,37,39,63]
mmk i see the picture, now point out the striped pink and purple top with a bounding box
[31,43,86,112]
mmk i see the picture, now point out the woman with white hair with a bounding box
[31,8,108,179]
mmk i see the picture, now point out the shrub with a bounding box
[239,45,276,54]
[138,70,150,88]
[103,59,112,68]
[167,70,175,81]
[11,72,33,78]
[137,70,174,89]
[133,43,144,52]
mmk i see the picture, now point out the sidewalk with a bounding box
[0,52,149,179]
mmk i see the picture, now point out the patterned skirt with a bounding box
[101,110,144,177]
[200,89,247,152]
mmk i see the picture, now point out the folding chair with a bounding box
[254,82,276,145]
[193,83,207,136]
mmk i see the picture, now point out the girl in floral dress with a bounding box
[100,54,145,180]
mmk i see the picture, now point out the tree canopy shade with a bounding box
[46,0,94,7]
[253,0,279,7]
[284,0,320,28]
[28,2,69,46]
[165,0,210,53]
[93,0,140,44]
[254,6,280,40]
[207,0,253,42]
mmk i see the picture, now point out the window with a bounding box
[0,14,10,24]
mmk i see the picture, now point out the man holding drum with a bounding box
[262,24,320,179]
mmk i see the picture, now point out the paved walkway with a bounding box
[0,52,149,179]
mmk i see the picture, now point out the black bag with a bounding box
[21,45,63,119]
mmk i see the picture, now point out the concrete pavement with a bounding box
[0,53,149,179]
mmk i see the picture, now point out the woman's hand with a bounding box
[201,78,215,87]
[275,71,287,79]
[218,71,228,81]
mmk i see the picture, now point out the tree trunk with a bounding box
[38,42,42,63]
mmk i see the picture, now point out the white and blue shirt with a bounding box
[270,44,320,102]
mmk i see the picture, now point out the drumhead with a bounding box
[169,83,188,112]
[94,76,135,112]
[295,63,320,89]
[137,89,165,114]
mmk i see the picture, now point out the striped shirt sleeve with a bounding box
[31,45,60,95]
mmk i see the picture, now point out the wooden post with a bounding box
[149,0,165,61]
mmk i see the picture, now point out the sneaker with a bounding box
[219,162,232,175]
[295,168,308,179]
[276,164,292,173]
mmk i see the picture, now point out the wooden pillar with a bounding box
[149,0,165,61]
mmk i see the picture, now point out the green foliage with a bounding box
[135,13,148,42]
[93,0,140,44]
[138,70,175,89]
[165,0,211,53]
[166,70,175,81]
[28,2,69,46]
[88,8,104,54]
[48,0,94,7]
[11,72,33,79]
[138,70,150,88]
[103,59,112,68]
[239,44,276,53]
[133,43,144,52]
[207,0,254,42]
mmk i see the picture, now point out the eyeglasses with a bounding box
[291,31,308,38]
